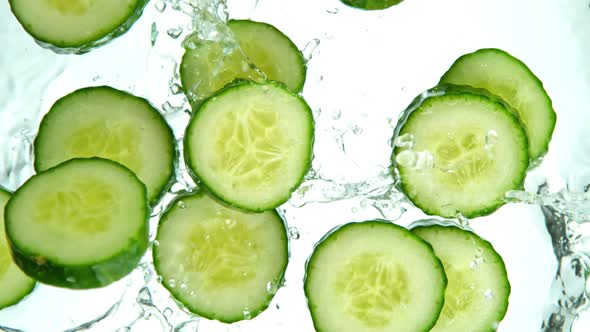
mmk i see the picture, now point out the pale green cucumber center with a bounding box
[34,177,117,234]
[47,0,95,15]
[66,121,142,175]
[183,213,262,289]
[438,267,478,326]
[213,108,288,188]
[334,252,409,327]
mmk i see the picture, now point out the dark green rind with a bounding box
[391,84,530,219]
[340,0,403,10]
[5,158,149,289]
[0,188,36,310]
[8,0,149,54]
[411,224,511,331]
[33,86,176,206]
[439,48,556,162]
[227,19,307,94]
[184,80,314,212]
[152,191,289,323]
[304,220,447,332]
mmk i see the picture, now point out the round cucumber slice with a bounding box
[440,48,556,160]
[412,224,510,332]
[180,19,305,104]
[34,86,176,206]
[0,188,36,309]
[5,158,149,289]
[340,0,403,10]
[392,85,529,218]
[184,81,314,212]
[153,192,288,323]
[304,220,446,332]
[8,0,148,53]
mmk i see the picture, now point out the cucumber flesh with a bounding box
[34,86,175,205]
[412,225,510,332]
[340,0,403,10]
[180,19,305,104]
[0,189,36,309]
[8,0,147,52]
[440,48,556,160]
[153,192,288,323]
[393,85,529,218]
[184,81,314,212]
[5,158,149,289]
[304,221,446,332]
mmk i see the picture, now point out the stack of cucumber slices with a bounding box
[2,2,558,331]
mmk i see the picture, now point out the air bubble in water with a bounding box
[170,83,183,95]
[163,307,173,318]
[151,22,159,46]
[302,39,320,62]
[138,287,153,305]
[178,201,187,209]
[168,279,176,288]
[155,0,166,12]
[243,310,252,320]
[288,227,300,240]
[326,8,339,14]
[167,27,184,39]
[393,133,415,148]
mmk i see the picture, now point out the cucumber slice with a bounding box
[34,86,175,205]
[5,158,149,289]
[184,81,314,212]
[392,85,529,218]
[0,189,36,309]
[440,48,556,160]
[153,192,288,323]
[340,0,403,10]
[8,0,148,53]
[304,221,446,332]
[180,19,305,103]
[412,224,510,332]
[228,20,306,93]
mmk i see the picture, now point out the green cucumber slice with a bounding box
[440,48,556,160]
[304,220,446,332]
[180,19,305,103]
[0,188,36,309]
[8,0,148,53]
[5,158,149,289]
[228,20,306,93]
[412,224,510,332]
[340,0,403,10]
[392,85,529,218]
[184,81,314,212]
[34,86,175,205]
[153,192,288,323]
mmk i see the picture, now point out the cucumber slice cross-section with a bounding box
[412,224,510,332]
[304,220,447,332]
[5,158,149,289]
[184,81,314,212]
[0,188,36,309]
[8,0,148,53]
[440,48,556,160]
[34,86,176,205]
[153,192,288,323]
[392,85,529,218]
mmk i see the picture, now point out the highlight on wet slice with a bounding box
[152,192,289,323]
[4,158,149,289]
[184,80,314,212]
[391,85,529,219]
[304,220,446,332]
[8,0,149,53]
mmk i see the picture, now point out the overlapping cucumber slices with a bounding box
[392,48,555,218]
[8,0,149,53]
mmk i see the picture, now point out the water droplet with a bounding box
[170,83,183,95]
[153,240,160,247]
[180,281,188,290]
[485,130,499,153]
[484,289,494,300]
[395,150,417,168]
[168,279,176,288]
[393,133,415,148]
[266,281,279,294]
[178,201,186,209]
[243,310,252,320]
[92,75,100,82]
[224,218,236,227]
[302,38,320,61]
[326,7,339,14]
[288,227,300,240]
[167,26,184,39]
[151,22,159,46]
[66,276,76,283]
[155,0,166,12]
[144,268,153,283]
[163,307,173,317]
